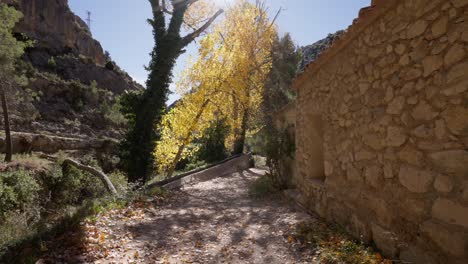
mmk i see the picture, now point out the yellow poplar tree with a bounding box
[155,0,276,177]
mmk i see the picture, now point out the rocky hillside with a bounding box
[298,30,344,72]
[1,0,142,140]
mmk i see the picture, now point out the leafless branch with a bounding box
[181,9,224,47]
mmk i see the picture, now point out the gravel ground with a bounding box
[40,168,317,263]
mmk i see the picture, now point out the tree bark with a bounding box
[63,158,117,195]
[233,109,248,155]
[0,85,12,162]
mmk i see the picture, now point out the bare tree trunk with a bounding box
[63,158,117,195]
[234,109,249,155]
[0,86,12,162]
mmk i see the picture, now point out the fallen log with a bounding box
[62,158,117,195]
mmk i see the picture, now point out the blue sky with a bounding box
[69,0,370,103]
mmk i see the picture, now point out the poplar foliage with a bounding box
[155,0,276,175]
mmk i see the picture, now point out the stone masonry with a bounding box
[292,0,468,263]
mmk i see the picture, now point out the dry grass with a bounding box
[0,153,52,173]
[292,221,391,264]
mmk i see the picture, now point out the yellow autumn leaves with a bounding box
[154,0,276,175]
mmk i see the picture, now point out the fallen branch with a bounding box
[63,158,117,195]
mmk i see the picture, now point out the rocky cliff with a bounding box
[298,30,344,72]
[3,0,105,64]
[0,0,142,141]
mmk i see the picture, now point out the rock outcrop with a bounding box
[0,0,143,141]
[298,30,344,72]
[3,0,105,65]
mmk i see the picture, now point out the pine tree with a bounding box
[0,3,31,162]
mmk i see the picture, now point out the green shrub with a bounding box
[0,170,40,218]
[41,160,108,206]
[47,56,56,69]
[195,118,229,163]
[102,98,127,125]
[184,160,207,172]
[105,60,115,71]
[249,175,278,198]
[108,171,128,193]
[263,126,295,189]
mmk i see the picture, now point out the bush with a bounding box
[0,170,40,218]
[47,56,56,69]
[249,175,278,198]
[105,61,115,71]
[263,126,295,189]
[195,118,229,163]
[184,160,207,172]
[108,171,128,193]
[42,159,108,206]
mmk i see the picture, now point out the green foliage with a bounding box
[263,126,295,189]
[293,222,384,264]
[195,118,229,163]
[121,1,197,183]
[105,60,115,71]
[183,160,207,172]
[262,33,301,115]
[0,3,31,78]
[249,175,278,198]
[47,56,57,69]
[101,96,127,126]
[78,54,95,65]
[0,170,40,218]
[108,171,128,193]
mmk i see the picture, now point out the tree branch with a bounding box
[63,158,118,195]
[181,9,224,47]
[149,0,167,41]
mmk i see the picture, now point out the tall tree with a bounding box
[0,3,30,162]
[154,0,276,177]
[121,0,222,183]
[262,33,301,127]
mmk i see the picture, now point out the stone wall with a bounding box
[293,0,468,263]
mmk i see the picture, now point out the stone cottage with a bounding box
[291,0,468,263]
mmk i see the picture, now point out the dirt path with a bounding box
[41,168,317,263]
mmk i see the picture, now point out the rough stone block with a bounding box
[434,174,454,193]
[421,221,467,257]
[398,165,435,193]
[371,223,399,257]
[444,44,466,67]
[411,100,439,121]
[386,96,405,114]
[431,16,448,38]
[447,62,468,83]
[398,147,424,166]
[422,55,443,77]
[432,198,468,228]
[429,150,468,174]
[407,20,429,39]
[363,133,384,150]
[441,106,468,136]
[365,165,383,188]
[443,78,468,96]
[451,0,468,7]
[385,126,407,147]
